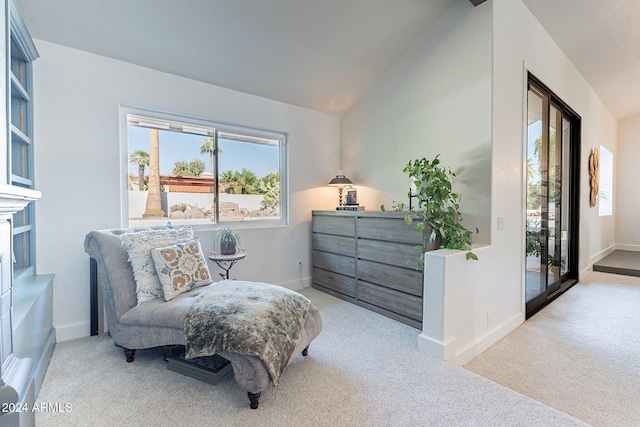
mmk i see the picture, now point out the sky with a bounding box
[126,126,279,177]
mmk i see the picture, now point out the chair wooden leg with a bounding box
[302,345,309,356]
[248,392,261,409]
[123,348,136,363]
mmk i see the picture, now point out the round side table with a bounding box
[208,251,247,280]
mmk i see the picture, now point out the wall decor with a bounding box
[589,147,599,207]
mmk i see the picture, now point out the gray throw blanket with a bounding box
[184,280,311,385]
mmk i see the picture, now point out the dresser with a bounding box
[312,210,425,328]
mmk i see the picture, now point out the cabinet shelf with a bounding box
[13,224,32,236]
[11,124,31,144]
[10,174,33,187]
[10,72,30,101]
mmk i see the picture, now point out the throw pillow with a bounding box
[121,226,194,304]
[151,238,213,301]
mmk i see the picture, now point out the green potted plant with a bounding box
[403,155,478,262]
[214,225,241,255]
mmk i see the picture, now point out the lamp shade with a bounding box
[328,171,352,186]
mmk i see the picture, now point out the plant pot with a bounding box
[220,241,236,255]
[424,233,442,252]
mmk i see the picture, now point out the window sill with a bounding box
[127,217,288,231]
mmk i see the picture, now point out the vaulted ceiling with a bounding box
[15,0,456,116]
[522,0,640,120]
[15,0,640,119]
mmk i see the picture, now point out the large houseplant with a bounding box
[403,155,477,262]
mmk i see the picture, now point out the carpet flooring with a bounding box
[465,271,640,427]
[35,288,585,426]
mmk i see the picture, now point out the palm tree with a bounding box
[219,170,235,193]
[143,129,165,218]
[200,138,215,173]
[128,150,149,191]
[236,169,258,194]
[201,138,223,194]
[172,159,205,177]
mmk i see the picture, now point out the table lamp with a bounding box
[328,170,352,207]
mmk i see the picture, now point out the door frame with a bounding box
[525,73,581,318]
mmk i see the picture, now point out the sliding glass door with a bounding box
[525,74,580,317]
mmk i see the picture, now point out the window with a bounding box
[122,107,287,228]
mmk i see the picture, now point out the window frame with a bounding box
[120,105,289,230]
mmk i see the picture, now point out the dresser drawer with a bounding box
[312,214,355,237]
[312,267,355,297]
[357,239,421,268]
[312,250,355,278]
[358,280,423,322]
[312,233,356,257]
[358,259,423,297]
[357,217,423,245]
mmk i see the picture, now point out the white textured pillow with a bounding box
[121,227,194,304]
[151,238,213,301]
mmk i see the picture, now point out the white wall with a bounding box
[340,0,492,244]
[342,0,618,365]
[31,0,620,349]
[341,0,496,365]
[32,40,340,341]
[426,0,618,364]
[493,0,617,275]
[616,112,640,250]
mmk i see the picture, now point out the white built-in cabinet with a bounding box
[0,1,53,426]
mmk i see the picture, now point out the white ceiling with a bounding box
[522,0,640,120]
[15,0,640,119]
[15,0,455,116]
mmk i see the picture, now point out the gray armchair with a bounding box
[84,226,322,409]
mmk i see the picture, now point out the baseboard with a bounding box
[278,276,311,291]
[590,245,616,266]
[615,244,640,252]
[55,321,90,342]
[417,334,456,361]
[579,266,592,280]
[453,312,524,366]
[419,311,524,366]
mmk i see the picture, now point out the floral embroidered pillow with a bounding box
[121,226,194,305]
[150,238,213,301]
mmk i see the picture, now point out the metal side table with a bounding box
[208,250,246,279]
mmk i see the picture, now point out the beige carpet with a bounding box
[36,288,585,426]
[465,271,640,427]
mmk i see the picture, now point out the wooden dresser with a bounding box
[311,210,424,328]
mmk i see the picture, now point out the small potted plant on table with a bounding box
[214,225,241,255]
